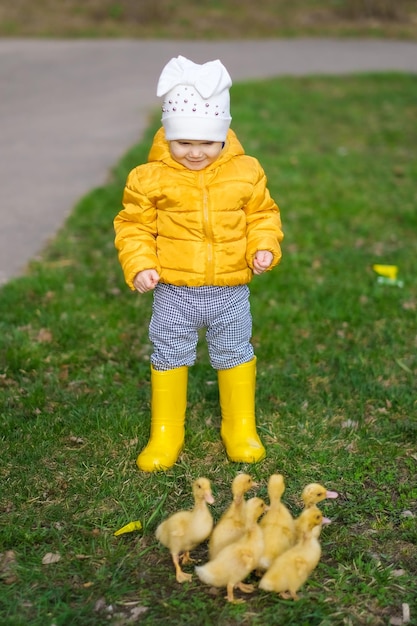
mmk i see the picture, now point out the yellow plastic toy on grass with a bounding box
[114,520,142,536]
[372,264,403,287]
[372,264,398,280]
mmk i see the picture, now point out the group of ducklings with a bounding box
[155,473,338,602]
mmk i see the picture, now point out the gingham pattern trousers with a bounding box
[149,283,254,371]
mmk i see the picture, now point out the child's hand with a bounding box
[133,269,160,293]
[253,250,273,275]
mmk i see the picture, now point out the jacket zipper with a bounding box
[200,172,213,284]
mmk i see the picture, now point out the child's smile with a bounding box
[169,140,223,170]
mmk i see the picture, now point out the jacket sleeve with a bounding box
[114,167,161,290]
[244,162,284,271]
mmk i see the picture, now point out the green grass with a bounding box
[1,73,416,625]
[0,0,416,39]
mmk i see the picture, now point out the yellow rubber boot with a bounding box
[218,357,266,463]
[136,365,188,472]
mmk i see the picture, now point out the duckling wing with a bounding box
[196,546,255,587]
[291,555,311,580]
[155,512,189,549]
[209,519,245,559]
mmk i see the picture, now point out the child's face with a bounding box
[169,140,223,171]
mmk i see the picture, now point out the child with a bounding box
[114,55,283,472]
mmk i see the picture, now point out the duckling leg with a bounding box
[137,366,188,472]
[225,583,237,603]
[180,551,195,565]
[280,590,299,601]
[236,582,255,594]
[218,357,266,463]
[172,553,192,583]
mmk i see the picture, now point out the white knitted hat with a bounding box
[157,55,232,141]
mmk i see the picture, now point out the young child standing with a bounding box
[114,55,283,472]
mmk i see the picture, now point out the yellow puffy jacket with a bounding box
[114,127,283,290]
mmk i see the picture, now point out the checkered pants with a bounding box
[149,283,254,371]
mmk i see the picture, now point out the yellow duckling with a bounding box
[155,477,214,583]
[196,497,268,603]
[208,473,257,559]
[259,506,325,600]
[258,473,295,571]
[300,482,339,508]
[294,482,338,541]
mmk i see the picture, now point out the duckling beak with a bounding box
[322,516,332,525]
[326,490,338,499]
[205,492,215,504]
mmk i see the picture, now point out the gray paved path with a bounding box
[1,38,417,284]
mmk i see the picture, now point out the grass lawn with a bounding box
[0,0,416,39]
[0,72,416,625]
